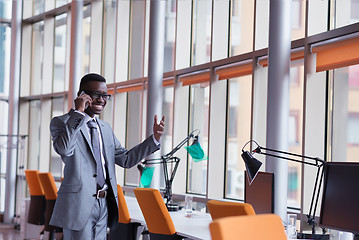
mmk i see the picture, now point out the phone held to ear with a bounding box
[80,91,90,109]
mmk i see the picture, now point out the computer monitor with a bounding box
[319,162,359,234]
[244,171,274,214]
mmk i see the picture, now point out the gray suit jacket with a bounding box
[49,109,159,230]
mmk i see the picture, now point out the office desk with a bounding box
[125,196,212,240]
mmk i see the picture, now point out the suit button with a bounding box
[93,174,97,177]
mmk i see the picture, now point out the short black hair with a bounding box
[79,73,106,91]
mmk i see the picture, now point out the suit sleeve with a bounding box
[50,110,85,157]
[114,134,159,168]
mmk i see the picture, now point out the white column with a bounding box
[265,0,292,221]
[4,0,22,224]
[68,0,83,110]
[146,0,165,188]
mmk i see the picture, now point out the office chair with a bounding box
[24,170,46,226]
[38,172,62,239]
[134,187,183,240]
[108,185,143,240]
[207,199,255,220]
[209,214,287,240]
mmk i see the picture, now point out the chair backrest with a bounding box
[25,170,44,196]
[134,187,176,235]
[209,214,287,240]
[117,184,131,224]
[207,199,255,220]
[38,172,57,200]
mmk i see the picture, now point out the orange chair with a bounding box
[209,214,287,240]
[38,172,62,236]
[24,170,46,226]
[207,199,255,220]
[134,187,183,240]
[108,185,143,240]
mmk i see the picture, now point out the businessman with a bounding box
[49,73,165,239]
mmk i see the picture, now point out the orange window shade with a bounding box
[163,78,175,87]
[312,37,359,72]
[179,71,210,86]
[215,63,252,80]
[258,50,304,67]
[116,84,143,93]
[107,89,115,95]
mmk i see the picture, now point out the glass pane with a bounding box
[0,24,11,95]
[0,1,12,19]
[175,0,192,69]
[192,0,212,66]
[308,0,328,36]
[125,91,143,186]
[225,75,252,200]
[164,0,176,72]
[82,5,91,76]
[31,21,44,95]
[212,0,229,61]
[129,1,146,79]
[101,93,114,127]
[188,83,209,194]
[53,14,67,93]
[28,100,41,170]
[230,0,254,56]
[331,64,359,163]
[291,0,305,41]
[56,0,68,8]
[103,0,117,84]
[287,61,304,208]
[161,86,174,156]
[255,0,269,50]
[34,0,45,15]
[50,98,64,177]
[335,0,359,29]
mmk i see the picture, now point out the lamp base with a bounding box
[297,232,330,239]
[166,201,180,212]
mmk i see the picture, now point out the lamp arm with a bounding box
[256,151,321,167]
[162,129,199,159]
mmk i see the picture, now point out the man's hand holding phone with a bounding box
[75,91,92,112]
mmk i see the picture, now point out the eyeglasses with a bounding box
[84,91,112,101]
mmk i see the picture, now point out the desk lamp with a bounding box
[138,129,200,211]
[241,140,329,239]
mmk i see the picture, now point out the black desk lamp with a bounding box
[241,140,329,239]
[138,129,200,211]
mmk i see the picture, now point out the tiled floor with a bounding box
[0,224,21,240]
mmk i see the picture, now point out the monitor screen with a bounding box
[245,171,274,214]
[319,162,359,234]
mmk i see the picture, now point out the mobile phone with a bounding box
[80,91,89,109]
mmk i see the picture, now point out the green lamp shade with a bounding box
[139,167,155,188]
[184,142,208,162]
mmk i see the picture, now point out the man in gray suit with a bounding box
[49,73,165,239]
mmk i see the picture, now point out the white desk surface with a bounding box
[125,196,212,240]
